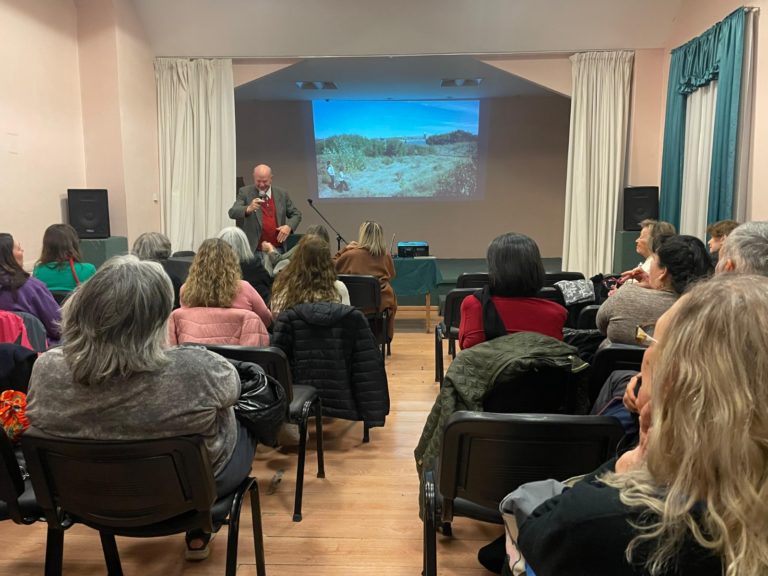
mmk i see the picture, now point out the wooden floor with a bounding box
[0,318,500,575]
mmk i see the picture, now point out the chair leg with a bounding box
[293,403,312,522]
[448,337,455,358]
[44,527,64,576]
[434,327,443,383]
[314,398,325,479]
[423,470,437,576]
[224,482,249,576]
[249,481,267,576]
[362,422,370,443]
[99,532,123,576]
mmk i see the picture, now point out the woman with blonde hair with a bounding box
[518,273,768,576]
[334,220,397,339]
[181,238,272,327]
[270,234,349,316]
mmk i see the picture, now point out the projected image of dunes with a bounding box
[313,100,479,199]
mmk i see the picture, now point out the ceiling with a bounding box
[234,55,553,101]
[131,0,685,101]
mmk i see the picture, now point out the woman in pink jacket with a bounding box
[180,238,272,328]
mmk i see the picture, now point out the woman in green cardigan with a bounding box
[33,224,96,292]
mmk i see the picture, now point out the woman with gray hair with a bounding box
[25,255,256,561]
[217,226,272,304]
[132,232,182,309]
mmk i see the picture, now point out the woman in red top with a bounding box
[458,233,566,350]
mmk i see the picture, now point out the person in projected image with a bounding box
[228,164,302,257]
[326,160,335,189]
[336,165,349,192]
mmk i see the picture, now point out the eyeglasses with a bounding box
[635,324,658,345]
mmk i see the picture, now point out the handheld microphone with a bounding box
[257,190,267,201]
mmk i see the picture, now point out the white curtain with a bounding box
[562,51,634,277]
[734,8,757,221]
[155,58,236,252]
[679,81,718,239]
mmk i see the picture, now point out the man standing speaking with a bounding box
[229,164,302,255]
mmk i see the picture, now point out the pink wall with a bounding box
[114,0,162,241]
[626,49,665,186]
[0,0,86,266]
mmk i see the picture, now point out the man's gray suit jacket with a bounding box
[228,185,302,252]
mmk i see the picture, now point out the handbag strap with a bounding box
[69,258,80,286]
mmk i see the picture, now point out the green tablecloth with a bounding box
[392,257,443,296]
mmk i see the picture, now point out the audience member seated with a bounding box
[270,235,350,316]
[517,274,768,576]
[262,224,331,276]
[32,224,96,292]
[181,238,272,328]
[597,235,712,346]
[459,233,567,350]
[132,231,183,309]
[334,221,397,340]
[715,221,768,275]
[218,226,272,304]
[620,219,676,284]
[0,233,60,342]
[25,255,256,561]
[706,218,740,259]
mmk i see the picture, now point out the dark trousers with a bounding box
[214,420,257,498]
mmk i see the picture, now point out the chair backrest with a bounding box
[482,364,580,415]
[337,274,381,314]
[204,345,294,404]
[442,288,477,331]
[22,434,217,533]
[0,432,27,523]
[168,307,269,347]
[11,312,48,353]
[0,343,38,394]
[576,304,601,330]
[535,286,566,306]
[438,412,624,516]
[588,345,645,405]
[456,273,489,289]
[49,291,71,306]
[544,271,585,286]
[172,250,196,258]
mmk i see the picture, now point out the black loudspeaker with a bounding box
[623,187,659,231]
[67,189,110,239]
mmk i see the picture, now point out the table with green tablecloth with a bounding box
[392,257,443,332]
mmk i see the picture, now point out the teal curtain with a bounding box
[659,49,687,229]
[659,8,746,229]
[708,8,745,224]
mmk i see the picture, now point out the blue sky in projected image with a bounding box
[313,100,479,140]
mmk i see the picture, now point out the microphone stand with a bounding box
[306,198,346,252]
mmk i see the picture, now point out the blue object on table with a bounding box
[397,241,429,258]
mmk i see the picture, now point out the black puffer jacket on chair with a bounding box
[271,302,390,427]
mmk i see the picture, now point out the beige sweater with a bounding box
[596,283,677,345]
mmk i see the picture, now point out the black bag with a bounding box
[228,359,287,447]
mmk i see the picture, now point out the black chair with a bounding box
[205,345,325,522]
[337,274,390,358]
[455,272,488,289]
[422,411,625,576]
[22,434,266,576]
[588,344,645,406]
[544,271,585,286]
[536,286,566,306]
[1,433,66,575]
[434,288,477,385]
[49,291,71,306]
[172,250,196,257]
[577,304,601,329]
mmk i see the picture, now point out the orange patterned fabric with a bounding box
[0,389,29,443]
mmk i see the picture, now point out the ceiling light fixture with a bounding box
[296,81,338,90]
[441,78,483,88]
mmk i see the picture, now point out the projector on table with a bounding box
[397,241,429,258]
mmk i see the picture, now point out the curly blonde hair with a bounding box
[604,274,768,576]
[181,238,241,307]
[270,235,340,315]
